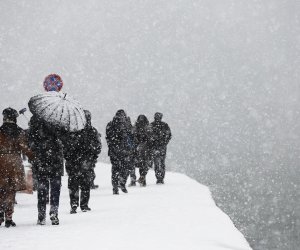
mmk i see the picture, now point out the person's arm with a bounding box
[165,124,172,145]
[19,131,34,161]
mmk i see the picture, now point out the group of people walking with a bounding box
[0,106,171,227]
[106,110,172,194]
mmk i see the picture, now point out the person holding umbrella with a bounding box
[28,74,87,225]
[28,115,64,225]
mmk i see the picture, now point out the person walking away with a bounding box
[150,112,172,184]
[0,108,33,227]
[106,110,132,194]
[63,110,101,213]
[28,115,64,225]
[133,115,153,187]
[84,110,102,190]
[124,116,136,186]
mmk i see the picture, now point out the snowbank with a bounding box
[0,163,252,250]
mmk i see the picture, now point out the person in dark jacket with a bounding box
[133,115,153,187]
[124,116,136,187]
[0,108,33,227]
[28,115,64,225]
[106,110,133,194]
[150,112,172,184]
[63,110,101,214]
[84,110,102,190]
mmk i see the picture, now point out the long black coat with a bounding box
[106,117,134,159]
[150,120,172,150]
[133,115,153,162]
[28,115,64,177]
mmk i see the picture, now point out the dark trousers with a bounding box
[37,176,61,218]
[137,159,152,177]
[110,157,130,189]
[89,163,96,187]
[68,172,91,209]
[124,156,136,183]
[0,180,16,221]
[129,165,136,182]
[153,147,167,181]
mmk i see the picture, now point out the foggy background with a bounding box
[1,1,299,249]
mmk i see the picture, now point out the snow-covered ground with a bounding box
[1,163,251,250]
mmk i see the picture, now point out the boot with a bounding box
[37,213,46,225]
[113,187,119,195]
[50,213,59,225]
[5,220,16,228]
[37,217,46,225]
[81,206,91,212]
[138,176,146,187]
[156,179,164,184]
[70,206,77,214]
[128,179,136,187]
[120,184,128,193]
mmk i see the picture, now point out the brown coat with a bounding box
[0,123,33,192]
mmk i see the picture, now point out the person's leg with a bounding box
[80,172,91,211]
[128,161,136,186]
[4,190,16,227]
[119,159,129,193]
[37,176,49,222]
[0,181,16,227]
[90,164,98,189]
[138,158,148,187]
[128,155,136,185]
[49,176,62,217]
[111,158,119,194]
[155,147,167,183]
[0,188,6,225]
[68,174,79,211]
[160,151,167,181]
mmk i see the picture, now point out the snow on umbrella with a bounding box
[28,92,86,132]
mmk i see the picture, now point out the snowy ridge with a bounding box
[1,163,252,250]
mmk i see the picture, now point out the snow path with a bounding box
[0,163,252,250]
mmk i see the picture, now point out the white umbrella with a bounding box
[28,92,86,132]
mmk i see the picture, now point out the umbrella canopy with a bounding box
[28,92,86,132]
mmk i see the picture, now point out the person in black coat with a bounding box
[84,110,102,190]
[63,110,101,214]
[150,112,172,184]
[124,116,136,187]
[28,115,64,225]
[133,115,153,187]
[106,110,133,194]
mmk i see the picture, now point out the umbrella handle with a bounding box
[21,113,29,122]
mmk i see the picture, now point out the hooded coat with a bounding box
[0,122,33,191]
[133,115,153,162]
[106,115,133,159]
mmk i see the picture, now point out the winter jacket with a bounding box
[106,116,133,159]
[0,122,33,191]
[150,120,172,150]
[133,115,153,161]
[63,125,101,175]
[28,115,64,177]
